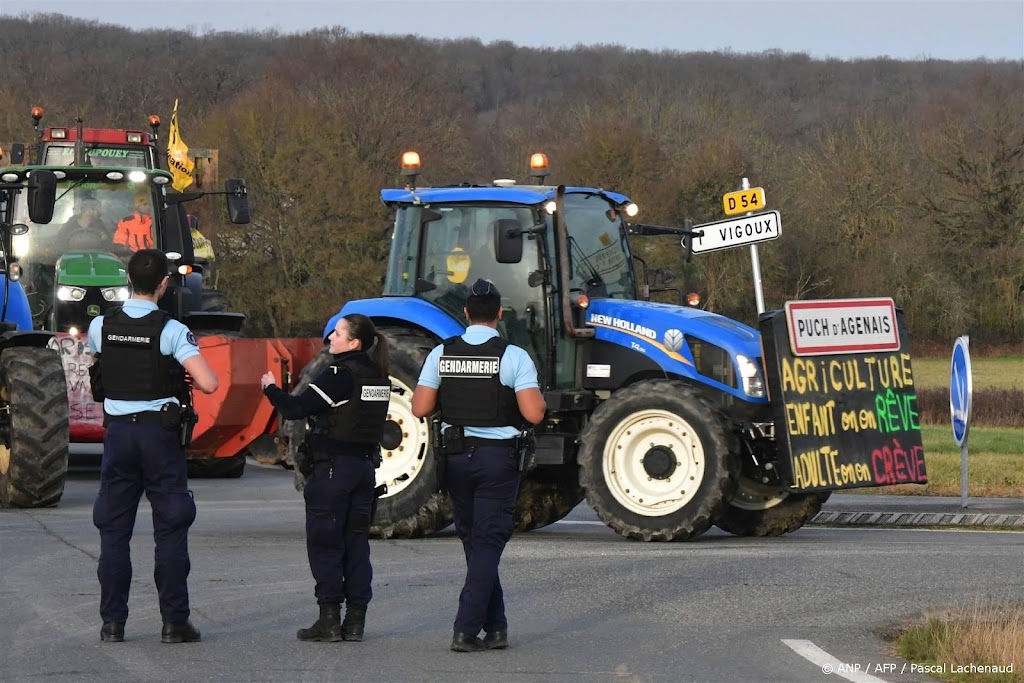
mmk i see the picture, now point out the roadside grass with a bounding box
[849,425,1024,497]
[892,601,1022,683]
[912,355,1024,391]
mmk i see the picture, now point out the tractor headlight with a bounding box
[101,286,131,302]
[57,286,87,302]
[736,354,765,398]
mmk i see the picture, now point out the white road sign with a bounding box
[689,210,781,254]
[784,298,900,356]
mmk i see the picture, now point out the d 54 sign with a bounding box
[722,187,766,216]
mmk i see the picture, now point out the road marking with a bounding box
[782,639,888,682]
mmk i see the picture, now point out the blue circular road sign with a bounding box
[950,336,972,447]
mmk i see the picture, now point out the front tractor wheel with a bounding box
[578,380,736,541]
[0,347,70,508]
[370,328,452,538]
[715,479,831,537]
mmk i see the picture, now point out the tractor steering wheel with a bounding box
[65,227,112,251]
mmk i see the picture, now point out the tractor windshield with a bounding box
[11,180,157,326]
[385,202,545,355]
[560,193,636,300]
[42,144,151,168]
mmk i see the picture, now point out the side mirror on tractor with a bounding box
[27,169,57,224]
[494,218,524,264]
[225,178,250,225]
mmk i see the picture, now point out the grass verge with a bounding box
[890,601,1022,682]
[845,425,1023,497]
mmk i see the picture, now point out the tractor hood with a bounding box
[585,298,765,400]
[55,252,127,287]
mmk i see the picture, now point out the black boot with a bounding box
[161,620,201,644]
[483,630,508,650]
[297,604,342,642]
[341,606,366,642]
[451,632,486,652]
[100,621,125,643]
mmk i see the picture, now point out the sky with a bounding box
[1,0,1022,61]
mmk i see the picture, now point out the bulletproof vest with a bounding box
[99,307,185,401]
[313,352,391,444]
[437,336,522,428]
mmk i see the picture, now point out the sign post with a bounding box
[950,336,972,507]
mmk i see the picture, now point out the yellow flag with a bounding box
[167,99,195,192]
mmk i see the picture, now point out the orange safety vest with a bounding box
[114,212,155,251]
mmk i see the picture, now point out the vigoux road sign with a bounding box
[688,210,781,254]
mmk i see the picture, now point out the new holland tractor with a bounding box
[322,152,926,542]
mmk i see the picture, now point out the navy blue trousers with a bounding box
[93,421,196,625]
[304,456,376,607]
[445,445,520,635]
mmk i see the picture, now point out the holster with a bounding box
[296,440,314,477]
[179,406,198,448]
[515,429,537,473]
[431,418,450,494]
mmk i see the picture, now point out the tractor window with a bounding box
[42,144,150,168]
[561,193,636,300]
[383,206,419,296]
[12,182,156,328]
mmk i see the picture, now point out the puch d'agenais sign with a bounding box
[760,298,927,492]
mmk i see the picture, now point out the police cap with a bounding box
[468,278,500,298]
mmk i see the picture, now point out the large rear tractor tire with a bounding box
[0,347,70,508]
[371,328,451,538]
[514,465,585,532]
[715,480,831,536]
[578,379,737,541]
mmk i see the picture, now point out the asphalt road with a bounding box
[2,462,1021,683]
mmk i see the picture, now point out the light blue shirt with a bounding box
[418,324,539,440]
[87,298,201,415]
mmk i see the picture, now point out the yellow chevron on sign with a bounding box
[722,187,766,216]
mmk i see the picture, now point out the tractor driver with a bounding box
[114,192,156,252]
[62,197,112,250]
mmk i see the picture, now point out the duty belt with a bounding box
[311,451,375,462]
[464,437,516,447]
[104,411,164,424]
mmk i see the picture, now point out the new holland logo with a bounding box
[663,328,684,352]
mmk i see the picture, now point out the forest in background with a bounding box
[1,14,1022,346]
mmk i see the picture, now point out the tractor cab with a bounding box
[8,167,164,333]
[381,184,639,388]
[5,165,249,336]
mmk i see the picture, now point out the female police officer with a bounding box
[261,313,391,643]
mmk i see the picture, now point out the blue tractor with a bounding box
[323,153,831,541]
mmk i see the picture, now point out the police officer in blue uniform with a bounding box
[411,279,546,652]
[88,249,219,644]
[261,313,391,643]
